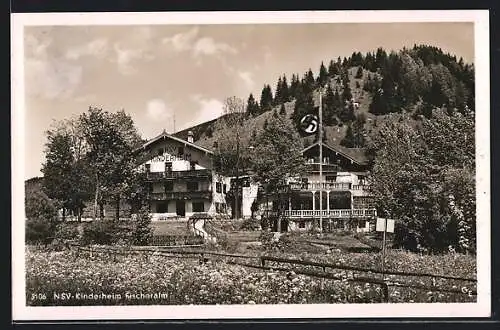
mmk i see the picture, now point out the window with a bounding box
[190,161,198,170]
[326,175,337,182]
[187,181,199,191]
[165,162,172,173]
[216,182,222,193]
[157,202,168,213]
[215,202,224,213]
[177,146,184,157]
[192,201,205,212]
[164,181,173,191]
[223,184,227,194]
[145,163,151,172]
[157,148,164,156]
[358,175,366,185]
[299,221,306,229]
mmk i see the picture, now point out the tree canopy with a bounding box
[367,109,475,253]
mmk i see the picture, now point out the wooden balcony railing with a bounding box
[289,182,370,192]
[146,169,212,181]
[306,163,341,172]
[149,190,211,200]
[283,208,376,218]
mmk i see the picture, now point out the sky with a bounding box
[22,22,474,179]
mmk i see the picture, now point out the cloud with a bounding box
[26,58,83,100]
[238,71,255,89]
[193,37,237,57]
[162,27,237,59]
[113,43,154,75]
[182,96,224,129]
[65,38,109,60]
[24,34,83,99]
[110,27,156,75]
[25,34,51,58]
[162,27,199,52]
[146,99,173,122]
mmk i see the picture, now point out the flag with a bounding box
[299,114,318,134]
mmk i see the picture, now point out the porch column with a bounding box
[289,196,292,211]
[326,191,330,214]
[312,191,316,213]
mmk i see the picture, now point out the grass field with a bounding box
[151,220,190,236]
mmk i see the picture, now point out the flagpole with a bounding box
[319,88,323,232]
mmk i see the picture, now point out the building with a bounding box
[281,141,377,233]
[135,130,227,220]
[108,124,376,231]
[136,130,258,221]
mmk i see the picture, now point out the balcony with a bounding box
[146,169,212,181]
[289,182,371,193]
[306,163,340,172]
[149,190,211,200]
[283,208,376,219]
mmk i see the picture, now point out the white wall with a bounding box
[141,138,212,173]
[241,183,259,218]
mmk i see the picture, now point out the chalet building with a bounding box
[280,141,376,233]
[136,130,226,220]
[136,130,258,221]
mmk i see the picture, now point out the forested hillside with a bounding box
[175,44,474,154]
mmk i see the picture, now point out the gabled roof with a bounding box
[135,130,213,155]
[302,141,368,166]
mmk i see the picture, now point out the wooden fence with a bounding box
[70,244,476,303]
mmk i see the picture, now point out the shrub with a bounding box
[25,187,59,244]
[26,218,57,245]
[131,204,153,246]
[239,218,261,231]
[54,222,80,241]
[80,220,131,245]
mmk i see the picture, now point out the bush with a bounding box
[25,187,59,244]
[80,220,131,245]
[131,204,153,246]
[239,218,261,231]
[55,222,80,241]
[26,218,57,245]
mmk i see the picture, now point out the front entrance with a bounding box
[176,200,185,217]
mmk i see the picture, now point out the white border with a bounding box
[11,10,490,321]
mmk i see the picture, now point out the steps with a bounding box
[189,218,217,243]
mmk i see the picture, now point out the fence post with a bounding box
[381,282,389,303]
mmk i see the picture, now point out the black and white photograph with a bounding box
[11,10,490,320]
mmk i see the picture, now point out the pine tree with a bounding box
[339,103,356,123]
[328,59,337,77]
[355,66,363,79]
[317,61,328,87]
[281,74,290,102]
[260,84,273,113]
[323,84,337,126]
[274,76,283,106]
[246,93,260,117]
[341,81,353,102]
[340,124,355,148]
[279,103,286,116]
[289,74,300,98]
[303,69,316,95]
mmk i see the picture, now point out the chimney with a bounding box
[187,130,194,143]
